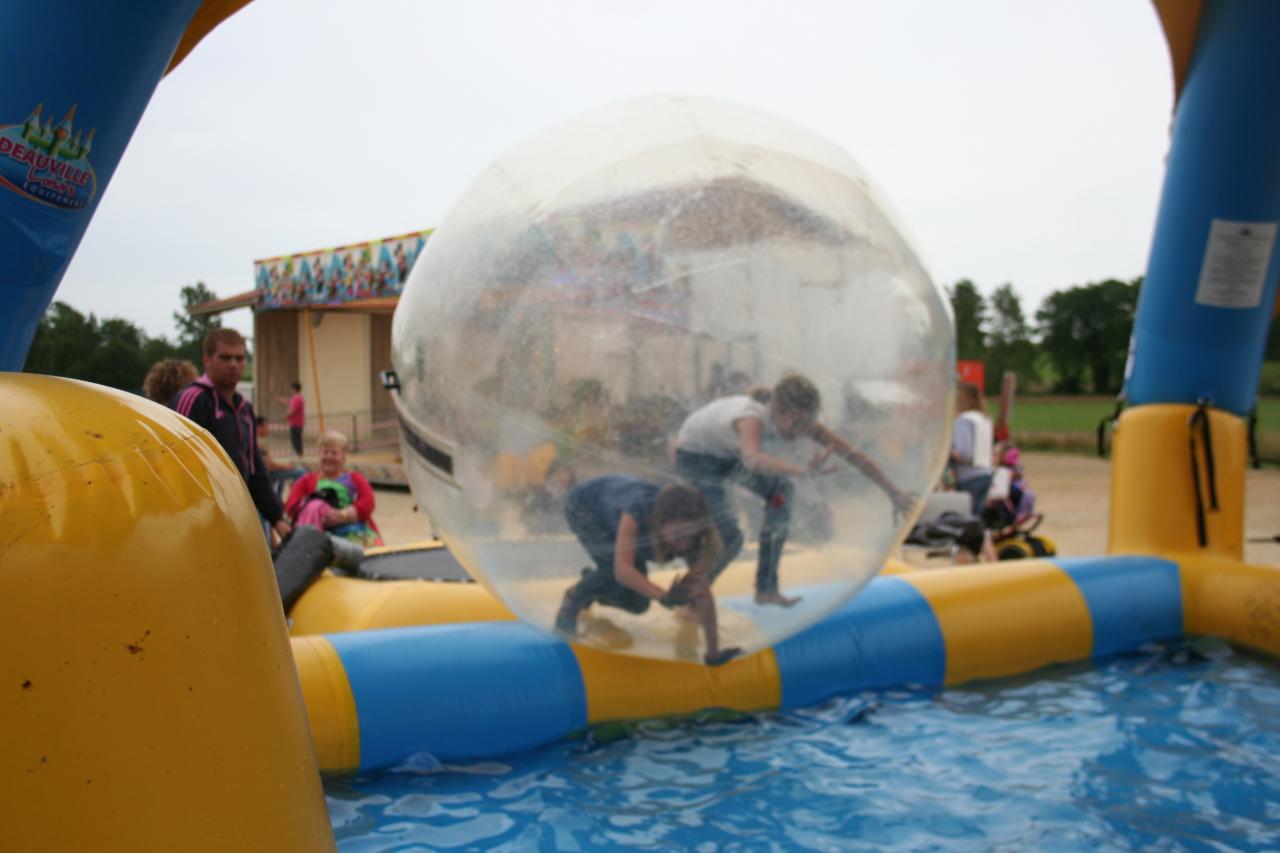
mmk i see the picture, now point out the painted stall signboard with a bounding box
[255,229,431,309]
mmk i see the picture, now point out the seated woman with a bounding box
[949,381,994,514]
[520,458,577,534]
[284,430,383,547]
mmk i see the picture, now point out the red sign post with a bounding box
[956,360,985,391]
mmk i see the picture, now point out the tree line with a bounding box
[949,277,1144,396]
[956,276,1280,397]
[22,283,223,394]
[21,276,1279,399]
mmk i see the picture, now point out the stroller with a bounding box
[905,446,1056,563]
[903,501,988,561]
[981,446,1056,560]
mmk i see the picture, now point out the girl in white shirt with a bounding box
[674,374,914,606]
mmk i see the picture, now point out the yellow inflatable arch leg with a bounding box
[0,375,333,852]
[1109,404,1246,561]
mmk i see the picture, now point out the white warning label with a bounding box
[1194,219,1276,309]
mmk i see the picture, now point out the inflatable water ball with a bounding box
[391,94,953,662]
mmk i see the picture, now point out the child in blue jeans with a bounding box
[554,476,742,666]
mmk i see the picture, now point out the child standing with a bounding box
[554,476,742,666]
[984,444,1036,529]
[675,374,915,607]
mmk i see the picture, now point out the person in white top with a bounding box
[674,374,916,607]
[949,381,995,514]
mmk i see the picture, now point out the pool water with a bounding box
[325,641,1280,851]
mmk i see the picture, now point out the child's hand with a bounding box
[890,490,917,522]
[806,448,837,476]
[324,505,355,527]
[662,573,706,608]
[659,588,690,608]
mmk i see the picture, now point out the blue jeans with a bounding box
[956,472,994,515]
[560,488,650,614]
[269,467,306,500]
[674,449,793,595]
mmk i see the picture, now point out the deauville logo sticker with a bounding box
[0,103,98,210]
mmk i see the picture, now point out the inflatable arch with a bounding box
[2,1,1278,849]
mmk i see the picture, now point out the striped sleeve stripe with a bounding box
[174,386,203,417]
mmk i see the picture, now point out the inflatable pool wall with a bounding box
[1,0,1279,848]
[287,550,1280,775]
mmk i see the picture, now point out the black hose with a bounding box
[273,526,336,610]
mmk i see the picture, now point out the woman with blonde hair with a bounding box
[283,430,382,546]
[950,381,994,514]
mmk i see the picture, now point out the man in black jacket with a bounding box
[171,328,292,541]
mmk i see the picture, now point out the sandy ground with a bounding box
[371,488,431,545]
[1018,452,1280,566]
[368,451,1280,566]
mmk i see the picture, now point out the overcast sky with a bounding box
[55,0,1174,341]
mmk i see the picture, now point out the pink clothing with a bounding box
[287,392,305,428]
[294,497,332,529]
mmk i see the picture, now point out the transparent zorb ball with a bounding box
[392,95,953,662]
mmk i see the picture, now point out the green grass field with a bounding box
[996,398,1117,433]
[997,396,1280,458]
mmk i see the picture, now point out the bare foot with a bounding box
[755,591,801,607]
[673,619,701,662]
[579,615,634,650]
[704,647,743,667]
[673,605,699,624]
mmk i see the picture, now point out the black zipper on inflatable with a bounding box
[1188,398,1218,548]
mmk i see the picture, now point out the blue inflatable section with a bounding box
[0,0,201,370]
[312,557,1204,771]
[1125,0,1280,415]
[774,576,946,708]
[330,623,587,769]
[1055,556,1183,658]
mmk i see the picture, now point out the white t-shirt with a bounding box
[677,396,776,459]
[987,466,1013,502]
[951,410,993,481]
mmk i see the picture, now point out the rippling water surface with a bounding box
[325,642,1280,851]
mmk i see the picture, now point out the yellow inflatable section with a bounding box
[0,375,333,852]
[287,547,915,637]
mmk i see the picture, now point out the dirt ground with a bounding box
[369,451,1280,566]
[1015,452,1280,566]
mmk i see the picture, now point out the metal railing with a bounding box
[261,408,399,460]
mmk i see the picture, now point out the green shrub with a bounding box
[1259,362,1280,397]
